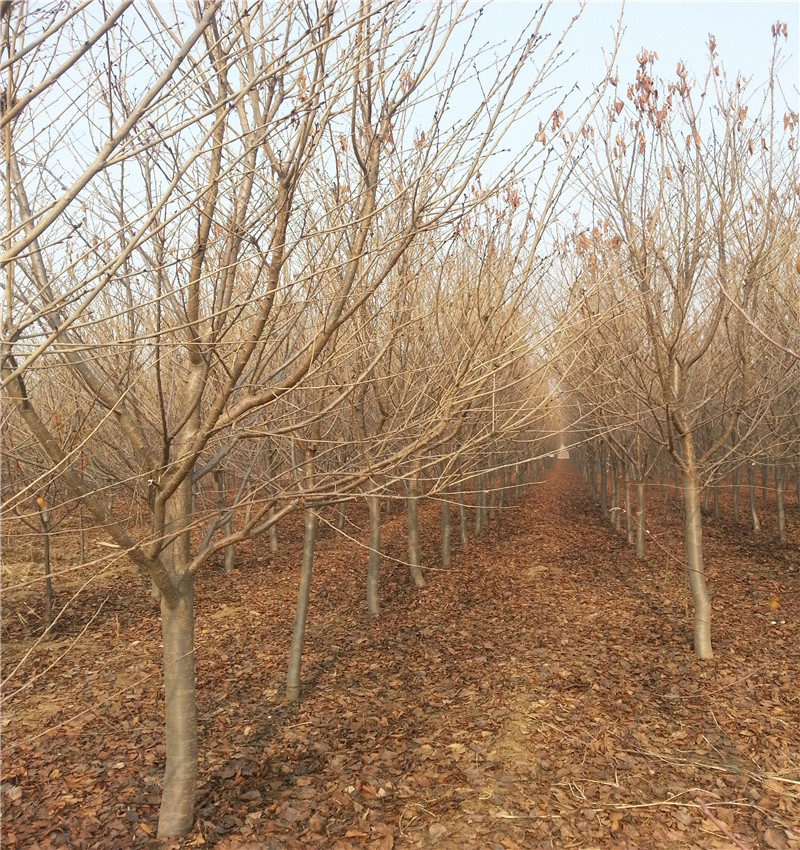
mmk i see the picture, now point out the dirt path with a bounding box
[2,461,798,849]
[383,461,799,850]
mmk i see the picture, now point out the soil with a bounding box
[1,460,798,849]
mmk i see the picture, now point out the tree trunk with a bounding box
[761,463,768,504]
[795,461,800,507]
[267,446,279,554]
[475,473,487,534]
[713,480,719,520]
[441,495,451,567]
[286,505,317,701]
[78,506,85,566]
[366,494,381,618]
[213,471,235,574]
[268,505,279,554]
[158,577,196,837]
[599,460,607,517]
[681,454,713,659]
[635,479,646,559]
[38,501,53,632]
[747,464,761,534]
[625,471,633,545]
[776,462,786,542]
[157,477,197,838]
[457,483,468,549]
[731,467,740,524]
[406,470,426,588]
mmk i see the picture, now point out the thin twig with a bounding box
[697,799,753,850]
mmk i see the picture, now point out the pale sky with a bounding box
[482,1,798,97]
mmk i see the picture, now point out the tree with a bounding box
[563,36,795,658]
[2,1,606,835]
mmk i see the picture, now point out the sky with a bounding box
[480,1,798,98]
[440,1,799,226]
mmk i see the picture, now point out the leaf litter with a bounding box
[1,461,798,848]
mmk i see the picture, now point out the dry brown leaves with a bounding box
[2,463,798,848]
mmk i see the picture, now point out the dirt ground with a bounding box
[1,460,798,849]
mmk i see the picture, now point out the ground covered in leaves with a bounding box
[2,461,799,849]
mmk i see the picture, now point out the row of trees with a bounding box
[553,34,798,659]
[1,1,602,836]
[3,1,795,837]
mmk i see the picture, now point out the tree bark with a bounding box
[681,457,713,659]
[457,483,468,549]
[213,471,235,574]
[599,459,607,517]
[795,461,800,508]
[611,462,621,532]
[158,576,196,837]
[37,500,53,632]
[635,479,646,559]
[366,494,381,617]
[474,473,487,534]
[268,506,279,555]
[775,462,786,542]
[731,467,740,524]
[625,471,633,545]
[157,476,197,838]
[747,464,761,534]
[441,495,451,567]
[406,470,426,588]
[286,504,317,701]
[267,447,279,555]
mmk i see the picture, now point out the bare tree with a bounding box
[563,35,796,658]
[2,1,611,835]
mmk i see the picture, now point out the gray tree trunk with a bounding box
[158,577,196,837]
[775,463,786,542]
[625,472,633,545]
[474,474,487,534]
[611,463,621,532]
[366,494,381,617]
[599,460,608,517]
[213,471,235,574]
[635,479,646,559]
[406,470,426,588]
[747,464,761,534]
[795,461,800,507]
[268,504,279,554]
[441,495,451,567]
[286,505,317,701]
[681,448,713,659]
[37,500,53,632]
[457,483,468,549]
[731,467,740,523]
[267,447,279,554]
[157,477,197,838]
